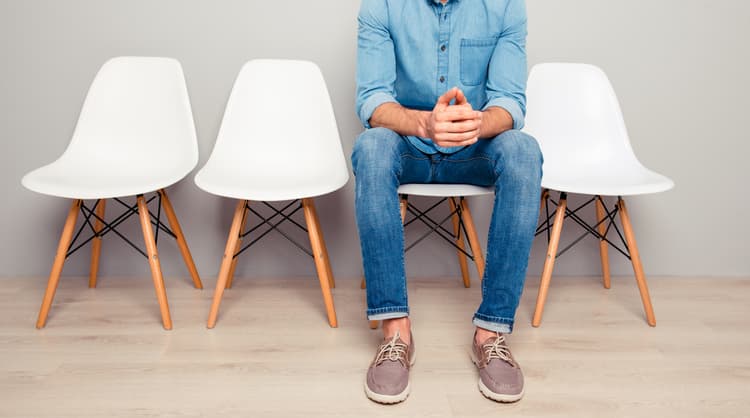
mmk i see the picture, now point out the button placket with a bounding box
[436,3,451,93]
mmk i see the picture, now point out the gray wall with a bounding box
[1,1,748,281]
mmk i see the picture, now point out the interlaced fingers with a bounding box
[374,332,409,366]
[482,334,515,367]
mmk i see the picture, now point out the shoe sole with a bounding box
[477,378,524,403]
[470,350,524,403]
[365,382,411,404]
[364,347,417,404]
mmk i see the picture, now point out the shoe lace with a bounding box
[482,334,515,367]
[374,331,409,367]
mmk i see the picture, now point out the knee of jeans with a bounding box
[351,127,402,177]
[491,130,543,180]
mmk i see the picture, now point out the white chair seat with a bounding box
[195,165,348,202]
[398,183,494,197]
[542,161,674,197]
[23,160,189,200]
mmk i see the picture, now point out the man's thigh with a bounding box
[352,128,432,185]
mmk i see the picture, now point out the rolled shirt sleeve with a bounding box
[358,92,397,130]
[483,97,525,131]
[484,0,528,130]
[355,0,399,128]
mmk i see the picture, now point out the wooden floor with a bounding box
[1,274,748,417]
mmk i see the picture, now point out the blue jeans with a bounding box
[351,128,543,333]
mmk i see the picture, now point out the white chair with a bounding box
[362,183,493,329]
[22,57,203,330]
[196,59,349,329]
[524,63,674,327]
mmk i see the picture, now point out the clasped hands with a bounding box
[421,87,483,148]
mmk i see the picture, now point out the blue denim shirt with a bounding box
[356,0,528,154]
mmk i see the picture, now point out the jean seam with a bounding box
[397,154,407,306]
[491,148,505,178]
[443,156,494,164]
[400,153,430,161]
[399,226,407,307]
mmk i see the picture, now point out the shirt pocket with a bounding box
[460,37,498,86]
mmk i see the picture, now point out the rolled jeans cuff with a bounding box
[367,306,409,321]
[473,313,514,334]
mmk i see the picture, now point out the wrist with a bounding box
[479,107,513,139]
[413,110,430,138]
[477,110,487,139]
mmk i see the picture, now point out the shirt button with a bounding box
[440,44,446,52]
[439,76,445,83]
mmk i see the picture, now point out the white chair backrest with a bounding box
[59,56,198,173]
[205,59,348,192]
[524,63,642,169]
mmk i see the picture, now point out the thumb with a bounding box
[454,89,468,106]
[434,87,458,111]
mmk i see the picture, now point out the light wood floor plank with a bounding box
[0,275,748,417]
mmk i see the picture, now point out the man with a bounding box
[352,0,542,404]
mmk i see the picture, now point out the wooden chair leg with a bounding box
[207,199,246,329]
[449,198,471,288]
[88,199,106,288]
[460,198,485,280]
[539,189,549,218]
[36,200,81,329]
[595,197,611,289]
[302,198,338,328]
[308,201,335,289]
[158,189,203,289]
[225,203,249,289]
[532,193,567,327]
[617,198,656,327]
[137,196,172,330]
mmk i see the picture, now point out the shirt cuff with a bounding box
[483,97,525,130]
[359,92,398,128]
